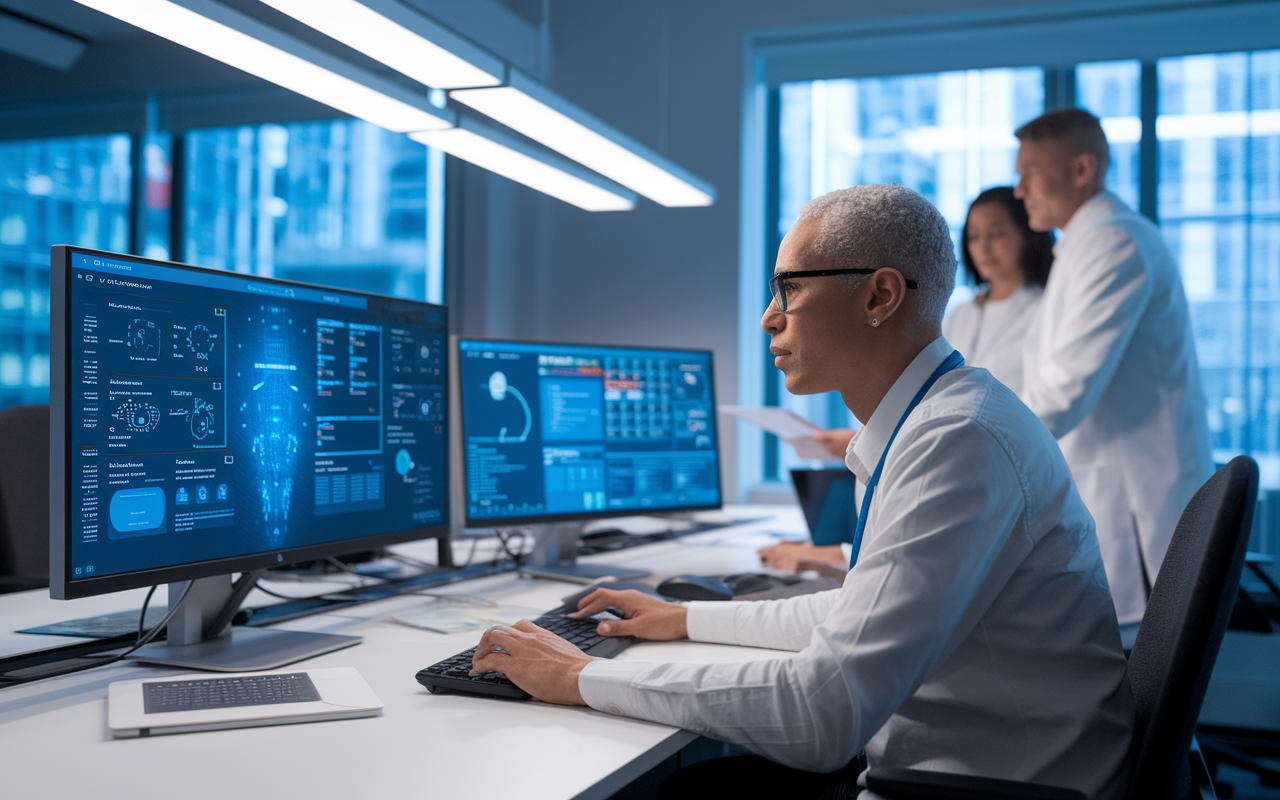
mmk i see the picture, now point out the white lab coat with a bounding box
[943,285,1043,395]
[1021,191,1214,625]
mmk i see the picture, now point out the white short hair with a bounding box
[797,184,955,327]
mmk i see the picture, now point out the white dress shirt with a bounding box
[943,285,1043,395]
[579,338,1134,799]
[1021,191,1214,625]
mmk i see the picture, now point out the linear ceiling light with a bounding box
[411,117,636,212]
[259,0,503,90]
[72,0,453,134]
[451,70,716,208]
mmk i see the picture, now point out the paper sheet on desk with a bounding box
[387,604,544,635]
[719,406,832,459]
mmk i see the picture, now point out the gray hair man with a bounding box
[471,185,1133,800]
[1015,108,1214,626]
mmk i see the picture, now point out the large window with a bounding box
[0,119,445,410]
[1158,50,1280,481]
[0,134,132,408]
[762,48,1280,491]
[1076,60,1142,210]
[185,120,444,302]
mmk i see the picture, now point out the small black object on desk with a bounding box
[657,575,735,602]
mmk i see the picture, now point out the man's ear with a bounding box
[863,269,907,326]
[1072,151,1101,191]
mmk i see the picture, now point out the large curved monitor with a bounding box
[455,338,721,529]
[50,246,450,612]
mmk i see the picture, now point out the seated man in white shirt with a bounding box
[470,185,1134,800]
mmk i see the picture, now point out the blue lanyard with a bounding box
[850,350,965,568]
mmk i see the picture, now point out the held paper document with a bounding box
[719,406,834,459]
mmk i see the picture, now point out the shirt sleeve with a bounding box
[684,590,842,650]
[577,413,1032,773]
[1021,224,1151,438]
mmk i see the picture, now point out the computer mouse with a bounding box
[656,575,734,602]
[557,581,661,613]
[722,573,776,595]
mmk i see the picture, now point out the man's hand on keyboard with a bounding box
[469,619,590,705]
[568,588,689,641]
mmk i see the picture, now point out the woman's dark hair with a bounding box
[960,186,1054,289]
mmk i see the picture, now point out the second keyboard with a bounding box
[415,611,635,700]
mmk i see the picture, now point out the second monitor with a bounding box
[454,338,722,580]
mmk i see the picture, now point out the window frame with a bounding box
[738,0,1280,498]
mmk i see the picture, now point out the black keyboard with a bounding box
[143,672,321,714]
[415,611,635,700]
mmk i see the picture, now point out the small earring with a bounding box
[871,318,879,327]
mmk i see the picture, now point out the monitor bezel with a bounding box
[50,245,451,600]
[453,335,723,529]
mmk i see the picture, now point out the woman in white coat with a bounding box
[943,186,1054,395]
[762,187,1055,572]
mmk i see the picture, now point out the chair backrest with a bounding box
[1125,455,1258,800]
[0,404,50,582]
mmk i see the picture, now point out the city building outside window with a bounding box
[0,134,131,408]
[184,119,444,303]
[0,119,445,411]
[762,48,1280,502]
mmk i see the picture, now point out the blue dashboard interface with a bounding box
[66,253,448,581]
[459,339,720,522]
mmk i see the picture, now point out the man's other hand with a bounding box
[813,428,857,459]
[568,588,689,641]
[758,541,846,571]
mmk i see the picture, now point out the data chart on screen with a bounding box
[458,339,720,523]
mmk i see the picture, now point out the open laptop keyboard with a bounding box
[143,672,320,714]
[415,611,635,700]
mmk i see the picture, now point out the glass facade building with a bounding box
[0,120,444,411]
[0,134,132,408]
[185,120,444,303]
[1158,50,1280,482]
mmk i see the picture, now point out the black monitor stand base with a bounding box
[125,575,361,672]
[127,628,359,672]
[519,522,652,584]
[518,562,651,584]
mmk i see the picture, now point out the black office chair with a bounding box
[0,404,50,594]
[865,455,1258,800]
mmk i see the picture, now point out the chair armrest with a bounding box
[865,767,1086,800]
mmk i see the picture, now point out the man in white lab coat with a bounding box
[1014,107,1214,626]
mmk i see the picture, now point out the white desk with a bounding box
[0,506,806,800]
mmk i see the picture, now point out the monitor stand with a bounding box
[128,575,361,672]
[518,522,652,584]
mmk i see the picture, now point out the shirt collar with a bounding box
[845,336,954,483]
[1055,190,1122,254]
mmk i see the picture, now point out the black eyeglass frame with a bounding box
[768,268,919,311]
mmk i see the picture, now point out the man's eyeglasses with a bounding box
[768,269,919,312]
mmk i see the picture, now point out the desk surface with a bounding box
[6,504,1273,799]
[0,506,807,800]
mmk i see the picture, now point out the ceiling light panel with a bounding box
[73,0,453,133]
[411,118,636,212]
[259,0,503,90]
[451,70,716,208]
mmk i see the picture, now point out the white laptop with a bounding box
[108,667,383,737]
